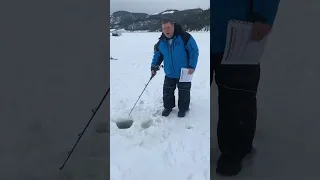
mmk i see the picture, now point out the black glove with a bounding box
[151,65,160,71]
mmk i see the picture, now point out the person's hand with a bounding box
[150,65,160,78]
[151,70,156,77]
[251,22,271,41]
[188,68,195,74]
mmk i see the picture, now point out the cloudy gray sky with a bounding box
[110,0,210,14]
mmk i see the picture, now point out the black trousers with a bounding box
[163,76,191,111]
[211,52,260,160]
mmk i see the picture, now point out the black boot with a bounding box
[177,108,189,117]
[216,153,242,176]
[162,108,172,117]
[177,110,186,117]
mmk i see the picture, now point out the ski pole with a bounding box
[59,88,109,171]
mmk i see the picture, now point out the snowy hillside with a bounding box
[110,8,210,31]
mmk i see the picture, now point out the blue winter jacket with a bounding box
[211,0,280,53]
[151,24,199,79]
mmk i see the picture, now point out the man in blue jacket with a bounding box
[151,19,199,118]
[211,0,280,176]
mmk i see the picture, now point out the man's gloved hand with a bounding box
[151,65,160,77]
[151,65,160,71]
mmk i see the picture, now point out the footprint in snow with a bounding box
[141,119,153,129]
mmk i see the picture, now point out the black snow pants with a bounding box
[211,52,260,160]
[163,76,191,111]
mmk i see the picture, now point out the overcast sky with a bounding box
[110,0,210,14]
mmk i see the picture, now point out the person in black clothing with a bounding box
[151,19,199,117]
[211,0,280,176]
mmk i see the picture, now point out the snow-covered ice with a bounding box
[110,32,210,180]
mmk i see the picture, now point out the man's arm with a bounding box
[185,36,199,70]
[151,42,163,68]
[252,0,281,26]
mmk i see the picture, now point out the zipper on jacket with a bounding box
[168,39,176,77]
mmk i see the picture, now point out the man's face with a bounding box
[162,22,174,38]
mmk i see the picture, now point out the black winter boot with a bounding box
[216,153,242,176]
[162,108,172,117]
